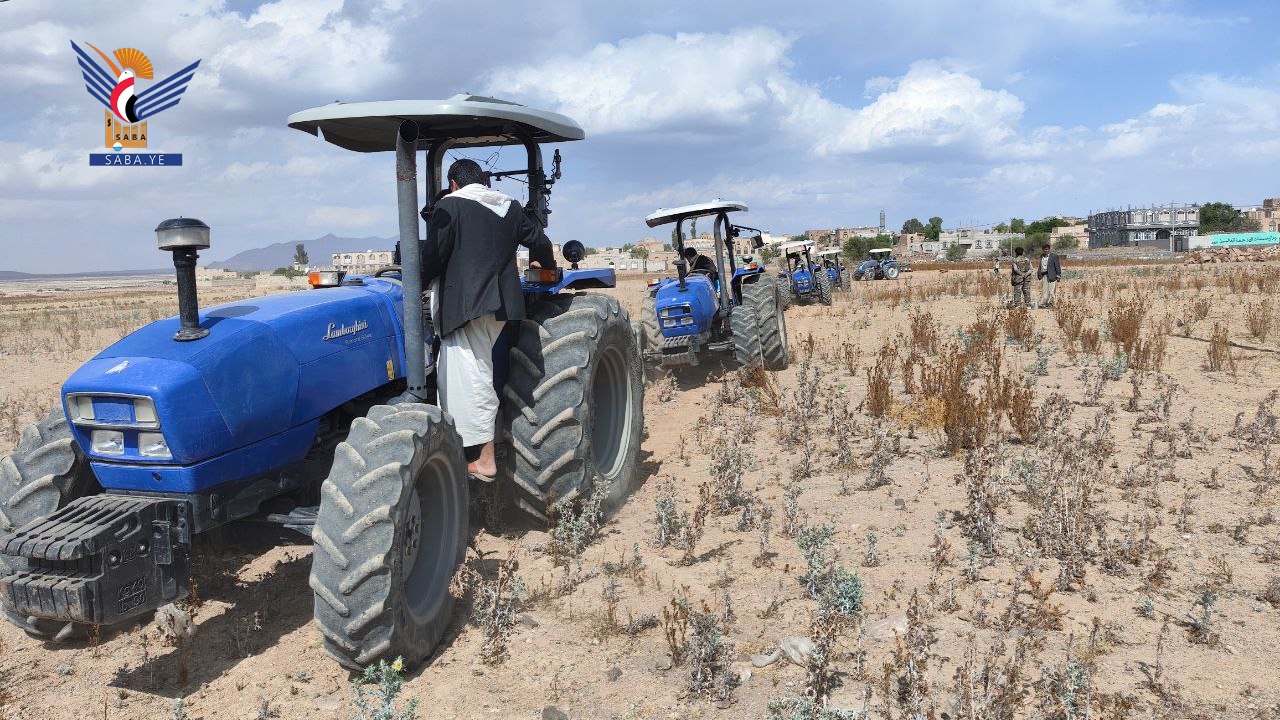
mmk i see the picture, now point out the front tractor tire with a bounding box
[814,270,834,306]
[740,277,789,371]
[503,293,644,521]
[638,296,663,357]
[310,403,468,670]
[0,406,98,642]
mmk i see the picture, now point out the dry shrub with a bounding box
[920,343,999,454]
[1206,323,1235,373]
[1005,306,1035,349]
[1245,301,1272,341]
[1102,293,1167,372]
[907,309,940,355]
[740,366,782,415]
[865,353,893,419]
[1007,381,1037,444]
[1107,294,1148,358]
[998,567,1065,631]
[1080,327,1101,356]
[1054,298,1086,357]
[1189,297,1211,322]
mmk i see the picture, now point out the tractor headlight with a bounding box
[679,317,693,325]
[134,397,158,424]
[138,432,171,459]
[90,429,125,455]
[71,396,95,421]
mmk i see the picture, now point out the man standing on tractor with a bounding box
[1037,243,1062,308]
[421,159,555,478]
[683,245,719,280]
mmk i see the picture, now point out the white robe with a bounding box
[437,312,505,446]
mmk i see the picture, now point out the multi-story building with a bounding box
[1050,224,1088,247]
[1241,198,1280,233]
[913,228,1023,255]
[1087,204,1198,251]
[579,252,668,273]
[332,250,394,274]
[806,226,881,243]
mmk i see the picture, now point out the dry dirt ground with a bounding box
[2,264,1279,719]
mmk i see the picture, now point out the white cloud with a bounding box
[489,30,1028,161]
[486,28,792,134]
[805,61,1025,156]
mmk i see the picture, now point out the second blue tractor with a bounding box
[635,202,788,371]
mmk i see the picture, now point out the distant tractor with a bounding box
[635,201,788,371]
[816,248,847,289]
[0,95,645,670]
[854,247,901,281]
[779,240,833,306]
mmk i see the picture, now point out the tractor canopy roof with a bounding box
[816,248,841,257]
[778,240,814,253]
[287,94,585,153]
[868,248,893,255]
[644,200,748,228]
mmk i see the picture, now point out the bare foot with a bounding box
[468,441,497,477]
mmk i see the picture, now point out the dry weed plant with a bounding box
[1206,323,1235,373]
[473,546,527,664]
[1245,300,1273,341]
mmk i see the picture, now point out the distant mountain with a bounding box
[207,233,395,271]
[0,268,169,280]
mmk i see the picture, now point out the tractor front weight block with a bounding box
[0,495,190,626]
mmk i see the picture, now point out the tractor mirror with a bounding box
[752,237,764,250]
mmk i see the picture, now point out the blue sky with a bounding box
[1,0,1279,272]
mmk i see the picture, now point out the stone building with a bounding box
[1087,205,1199,251]
[805,226,881,243]
[912,228,1023,255]
[332,250,395,274]
[1241,198,1280,233]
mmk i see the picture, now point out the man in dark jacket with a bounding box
[682,246,718,280]
[421,159,554,477]
[1037,243,1062,308]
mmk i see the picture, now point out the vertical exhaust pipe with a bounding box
[155,217,211,342]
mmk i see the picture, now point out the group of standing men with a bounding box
[1006,244,1062,309]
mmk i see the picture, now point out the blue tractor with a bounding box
[635,201,788,371]
[816,248,847,289]
[853,247,902,281]
[0,95,644,669]
[778,240,833,306]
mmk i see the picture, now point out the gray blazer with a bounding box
[1038,252,1062,282]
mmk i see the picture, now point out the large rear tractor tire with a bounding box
[503,293,644,521]
[730,305,764,369]
[884,265,901,280]
[740,277,789,371]
[0,406,98,642]
[815,270,834,306]
[310,403,468,670]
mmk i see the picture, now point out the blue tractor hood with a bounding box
[62,282,407,485]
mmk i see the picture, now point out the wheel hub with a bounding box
[402,487,422,581]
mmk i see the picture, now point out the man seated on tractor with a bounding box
[421,159,555,478]
[683,246,718,280]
